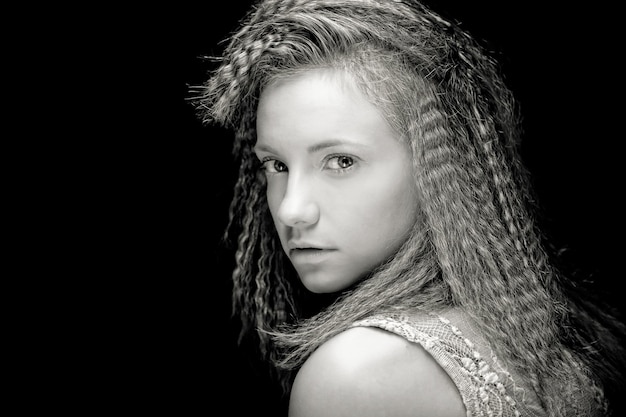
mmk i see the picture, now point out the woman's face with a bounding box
[255,69,420,293]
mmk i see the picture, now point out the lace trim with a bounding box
[352,312,526,417]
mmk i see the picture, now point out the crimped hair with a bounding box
[192,0,626,414]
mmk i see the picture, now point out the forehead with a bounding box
[260,68,360,103]
[253,68,408,163]
[257,70,383,130]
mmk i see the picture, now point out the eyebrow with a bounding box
[255,139,369,154]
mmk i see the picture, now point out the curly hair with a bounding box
[193,0,626,414]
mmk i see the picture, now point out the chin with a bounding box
[299,271,361,294]
[299,276,339,294]
[301,281,338,294]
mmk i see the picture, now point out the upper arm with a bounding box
[288,326,466,417]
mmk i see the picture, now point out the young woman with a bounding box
[193,0,626,415]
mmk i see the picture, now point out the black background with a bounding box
[95,1,624,415]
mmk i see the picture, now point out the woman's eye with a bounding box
[326,155,355,170]
[261,159,288,173]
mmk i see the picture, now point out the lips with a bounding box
[287,242,335,264]
[290,247,332,261]
[287,241,327,251]
[290,247,324,255]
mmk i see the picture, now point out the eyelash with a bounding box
[260,157,287,174]
[324,154,355,173]
[259,154,356,174]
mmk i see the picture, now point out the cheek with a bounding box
[265,179,284,220]
[363,196,417,238]
[264,180,292,249]
[347,173,419,242]
[358,168,417,217]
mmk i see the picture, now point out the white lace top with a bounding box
[352,310,603,417]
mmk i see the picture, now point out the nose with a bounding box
[276,175,320,227]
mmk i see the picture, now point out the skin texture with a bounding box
[288,326,467,417]
[256,69,465,415]
[255,69,420,294]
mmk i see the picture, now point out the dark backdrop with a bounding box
[116,1,623,415]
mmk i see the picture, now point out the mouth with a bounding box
[289,247,334,263]
[290,247,324,255]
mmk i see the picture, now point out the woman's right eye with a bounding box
[261,158,288,173]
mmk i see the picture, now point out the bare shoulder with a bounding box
[288,326,466,417]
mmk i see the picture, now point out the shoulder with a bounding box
[288,326,466,417]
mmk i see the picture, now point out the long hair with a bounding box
[193,0,626,414]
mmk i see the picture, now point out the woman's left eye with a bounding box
[326,155,355,170]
